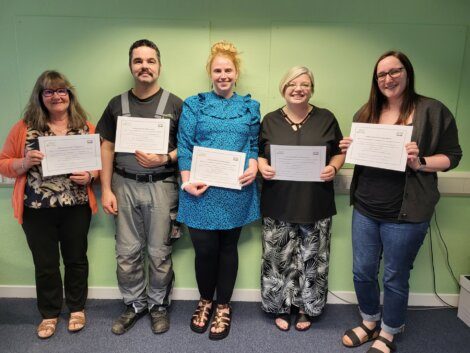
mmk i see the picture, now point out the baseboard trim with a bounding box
[0,285,459,307]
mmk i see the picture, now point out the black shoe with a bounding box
[149,307,170,334]
[111,306,147,335]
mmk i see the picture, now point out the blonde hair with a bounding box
[279,66,315,96]
[206,41,241,75]
[23,70,88,131]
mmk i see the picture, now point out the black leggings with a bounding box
[22,205,91,318]
[188,227,242,304]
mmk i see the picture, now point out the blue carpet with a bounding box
[0,299,469,353]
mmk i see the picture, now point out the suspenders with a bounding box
[120,89,170,117]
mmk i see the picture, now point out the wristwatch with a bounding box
[417,157,426,171]
[86,171,95,184]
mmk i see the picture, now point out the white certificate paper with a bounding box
[190,146,246,190]
[346,123,413,171]
[38,134,102,177]
[115,116,170,154]
[270,145,326,182]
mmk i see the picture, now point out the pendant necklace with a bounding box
[281,108,312,131]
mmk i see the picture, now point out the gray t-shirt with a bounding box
[97,88,183,174]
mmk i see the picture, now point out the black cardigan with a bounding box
[349,96,462,223]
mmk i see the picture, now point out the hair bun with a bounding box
[210,41,238,56]
[206,40,241,75]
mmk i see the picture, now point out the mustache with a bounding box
[138,70,152,76]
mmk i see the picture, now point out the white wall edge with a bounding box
[333,169,470,196]
[0,286,459,307]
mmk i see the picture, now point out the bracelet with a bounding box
[181,181,191,191]
[21,158,26,171]
[166,154,172,165]
[329,165,338,175]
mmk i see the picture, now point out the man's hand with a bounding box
[102,189,118,215]
[135,150,168,168]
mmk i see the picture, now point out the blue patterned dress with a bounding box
[177,91,261,230]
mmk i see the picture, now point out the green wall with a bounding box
[1,0,469,295]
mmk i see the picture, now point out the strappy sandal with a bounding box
[367,335,397,353]
[342,322,379,347]
[275,313,291,331]
[190,299,213,334]
[68,310,86,332]
[294,312,311,331]
[37,318,58,339]
[208,304,232,340]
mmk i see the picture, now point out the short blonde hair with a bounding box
[279,66,314,96]
[206,41,241,75]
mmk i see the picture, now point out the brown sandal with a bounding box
[68,310,86,332]
[37,318,58,339]
[190,299,213,333]
[208,304,232,340]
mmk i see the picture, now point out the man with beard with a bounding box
[97,39,182,335]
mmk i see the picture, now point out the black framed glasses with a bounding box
[376,67,404,82]
[42,88,69,97]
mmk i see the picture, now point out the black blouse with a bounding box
[259,106,343,223]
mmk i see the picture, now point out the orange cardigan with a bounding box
[0,120,98,224]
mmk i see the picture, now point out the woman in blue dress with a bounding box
[177,41,260,340]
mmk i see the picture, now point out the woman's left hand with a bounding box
[406,142,420,170]
[239,159,258,187]
[69,171,91,185]
[320,165,336,182]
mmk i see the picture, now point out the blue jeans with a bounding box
[352,209,429,334]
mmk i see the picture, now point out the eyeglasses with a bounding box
[42,88,69,97]
[376,67,404,82]
[285,82,312,90]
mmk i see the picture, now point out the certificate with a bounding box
[38,134,102,177]
[270,145,326,182]
[115,116,170,154]
[346,122,413,171]
[189,146,246,190]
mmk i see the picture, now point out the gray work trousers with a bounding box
[112,173,178,312]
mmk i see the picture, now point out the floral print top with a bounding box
[24,125,89,208]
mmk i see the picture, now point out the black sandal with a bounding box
[275,313,291,332]
[294,312,311,331]
[190,299,213,333]
[208,304,232,340]
[342,322,379,347]
[367,335,396,353]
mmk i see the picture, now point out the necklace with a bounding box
[281,108,312,131]
[48,123,69,135]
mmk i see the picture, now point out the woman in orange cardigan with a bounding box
[0,70,98,339]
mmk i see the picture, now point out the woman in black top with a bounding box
[258,66,344,331]
[340,51,461,353]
